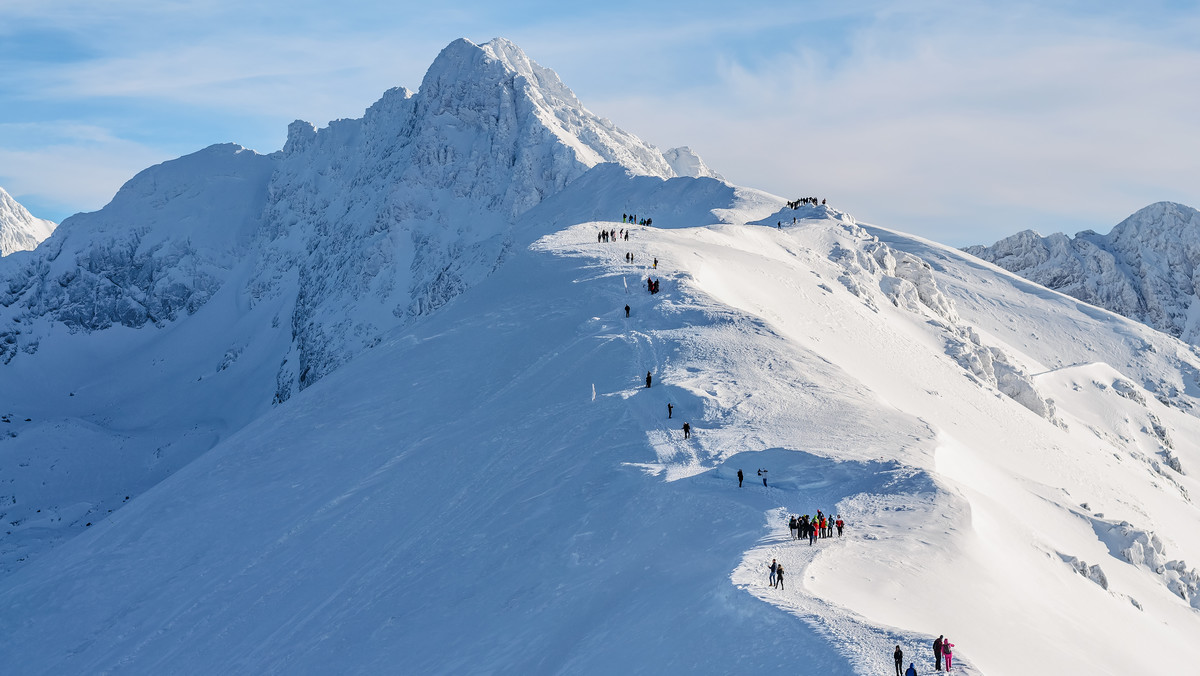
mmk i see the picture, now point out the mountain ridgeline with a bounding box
[0,37,747,401]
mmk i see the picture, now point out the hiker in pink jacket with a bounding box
[943,638,955,671]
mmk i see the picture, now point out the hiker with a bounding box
[737,469,743,487]
[667,403,672,418]
[759,469,768,487]
[933,636,943,671]
[894,646,904,676]
[836,516,845,536]
[789,515,798,540]
[774,563,785,589]
[645,371,652,388]
[808,520,817,545]
[942,639,954,672]
[623,213,627,223]
[682,422,690,439]
[653,257,658,269]
[625,304,630,318]
[768,558,777,586]
[905,664,917,676]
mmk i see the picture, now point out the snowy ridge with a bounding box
[4,208,1200,674]
[0,186,56,256]
[965,201,1200,344]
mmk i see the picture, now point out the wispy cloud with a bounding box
[589,2,1200,244]
[0,123,168,219]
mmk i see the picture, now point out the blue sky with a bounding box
[2,0,1199,245]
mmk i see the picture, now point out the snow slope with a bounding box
[3,206,1200,674]
[0,186,56,256]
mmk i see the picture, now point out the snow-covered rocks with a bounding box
[1095,519,1200,610]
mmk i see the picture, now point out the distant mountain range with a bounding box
[966,202,1200,344]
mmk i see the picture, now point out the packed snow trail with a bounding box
[554,221,978,673]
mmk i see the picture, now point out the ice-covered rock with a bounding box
[663,146,723,180]
[1094,519,1200,609]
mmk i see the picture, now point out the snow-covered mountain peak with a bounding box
[0,186,56,256]
[1107,201,1200,249]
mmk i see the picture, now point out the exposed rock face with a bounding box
[965,202,1200,343]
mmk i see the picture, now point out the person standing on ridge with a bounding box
[905,664,917,676]
[768,558,777,587]
[737,469,743,487]
[653,257,658,269]
[625,304,630,318]
[836,515,845,537]
[682,422,690,439]
[933,636,944,671]
[645,371,652,388]
[942,639,954,672]
[894,645,904,676]
[760,469,768,487]
[667,403,673,418]
[774,563,785,590]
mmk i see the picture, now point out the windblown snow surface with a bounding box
[3,203,1200,674]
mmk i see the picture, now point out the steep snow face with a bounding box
[255,37,717,400]
[0,187,56,256]
[965,201,1200,343]
[0,144,275,362]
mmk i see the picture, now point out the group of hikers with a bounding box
[787,510,844,544]
[894,636,956,674]
[598,227,629,243]
[622,213,651,226]
[786,197,825,209]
